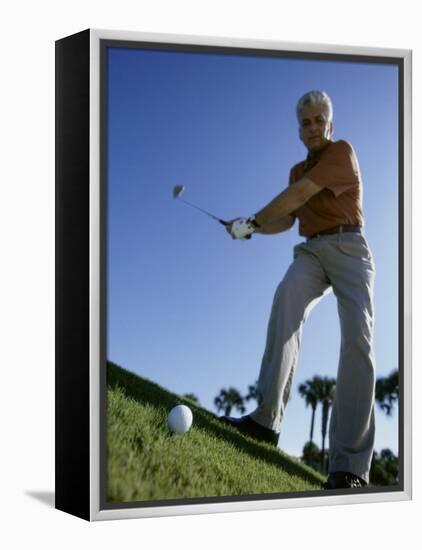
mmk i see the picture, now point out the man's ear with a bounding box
[329,121,334,137]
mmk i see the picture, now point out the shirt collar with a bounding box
[304,140,333,171]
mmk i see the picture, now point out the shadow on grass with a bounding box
[107,361,324,488]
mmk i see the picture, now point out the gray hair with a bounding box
[296,90,333,123]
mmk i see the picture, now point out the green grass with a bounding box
[107,361,325,503]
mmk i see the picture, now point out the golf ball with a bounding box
[167,404,193,434]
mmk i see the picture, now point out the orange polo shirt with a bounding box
[289,140,364,237]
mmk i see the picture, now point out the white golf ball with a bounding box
[167,405,193,434]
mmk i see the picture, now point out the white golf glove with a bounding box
[230,217,256,240]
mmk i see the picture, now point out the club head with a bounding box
[173,184,185,199]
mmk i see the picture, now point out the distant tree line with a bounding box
[213,383,260,416]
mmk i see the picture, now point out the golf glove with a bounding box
[230,218,256,240]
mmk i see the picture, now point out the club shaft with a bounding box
[179,198,227,225]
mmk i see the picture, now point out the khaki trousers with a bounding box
[250,232,376,483]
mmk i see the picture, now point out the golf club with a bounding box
[172,185,228,226]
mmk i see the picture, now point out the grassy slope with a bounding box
[107,361,325,503]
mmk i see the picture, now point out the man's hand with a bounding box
[225,218,238,238]
[226,218,255,240]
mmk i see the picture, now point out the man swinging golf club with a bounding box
[221,90,376,490]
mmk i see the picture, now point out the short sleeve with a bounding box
[305,140,361,197]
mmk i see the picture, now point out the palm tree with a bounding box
[214,388,246,417]
[245,380,263,406]
[318,377,336,473]
[375,369,399,416]
[370,448,399,486]
[298,376,322,444]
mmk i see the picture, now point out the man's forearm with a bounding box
[255,215,294,234]
[254,183,303,227]
[254,177,320,227]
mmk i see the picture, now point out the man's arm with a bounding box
[254,214,295,234]
[254,177,322,227]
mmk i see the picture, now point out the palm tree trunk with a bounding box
[310,406,316,443]
[321,399,330,473]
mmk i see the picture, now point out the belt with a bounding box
[307,224,362,241]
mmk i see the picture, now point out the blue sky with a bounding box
[106,46,399,458]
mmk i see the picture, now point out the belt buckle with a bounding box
[338,225,344,234]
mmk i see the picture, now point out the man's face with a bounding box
[299,104,333,153]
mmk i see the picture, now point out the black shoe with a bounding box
[219,414,279,446]
[324,471,368,490]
